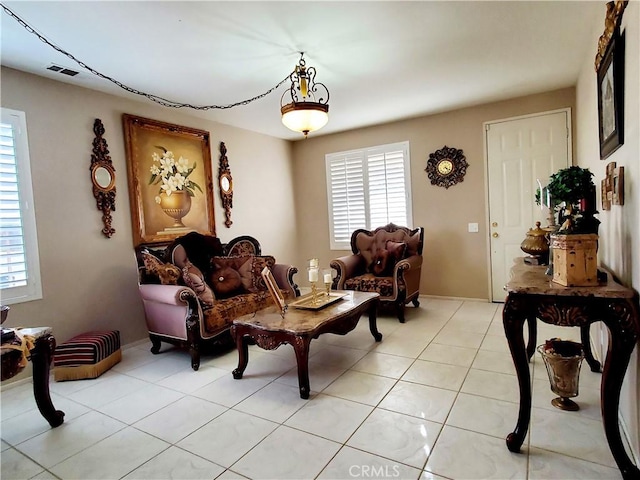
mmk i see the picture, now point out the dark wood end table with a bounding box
[1,327,65,428]
[231,291,381,399]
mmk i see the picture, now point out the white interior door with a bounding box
[486,109,571,301]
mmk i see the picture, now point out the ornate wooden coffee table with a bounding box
[231,291,381,399]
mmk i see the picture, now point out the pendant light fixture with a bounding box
[281,53,330,138]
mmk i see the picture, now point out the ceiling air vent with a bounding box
[46,64,79,76]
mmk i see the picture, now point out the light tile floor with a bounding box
[0,298,629,479]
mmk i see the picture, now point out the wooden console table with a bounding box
[503,260,639,479]
[1,327,65,428]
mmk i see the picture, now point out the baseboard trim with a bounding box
[122,338,150,349]
[419,294,491,303]
[0,374,31,391]
[589,334,640,465]
[619,414,640,467]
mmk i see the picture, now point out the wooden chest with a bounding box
[550,234,598,287]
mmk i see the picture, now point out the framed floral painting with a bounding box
[123,114,215,246]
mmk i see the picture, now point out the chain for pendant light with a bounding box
[0,3,292,110]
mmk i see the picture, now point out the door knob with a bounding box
[492,232,499,238]
[492,222,498,227]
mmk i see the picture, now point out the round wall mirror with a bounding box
[94,166,113,189]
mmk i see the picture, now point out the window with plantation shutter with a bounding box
[326,141,412,250]
[0,108,42,304]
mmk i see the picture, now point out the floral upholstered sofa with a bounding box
[136,233,299,370]
[331,223,424,323]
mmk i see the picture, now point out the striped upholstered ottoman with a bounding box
[53,331,121,381]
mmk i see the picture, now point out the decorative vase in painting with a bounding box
[159,190,192,228]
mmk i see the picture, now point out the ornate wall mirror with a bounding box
[93,165,114,190]
[218,142,233,228]
[90,119,116,237]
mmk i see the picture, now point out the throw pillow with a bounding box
[370,248,391,276]
[209,266,243,298]
[141,251,181,285]
[210,255,277,293]
[182,261,215,308]
[247,255,276,292]
[386,240,407,263]
[211,256,253,293]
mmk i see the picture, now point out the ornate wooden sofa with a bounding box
[330,223,424,323]
[136,233,299,370]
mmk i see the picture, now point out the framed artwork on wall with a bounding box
[601,178,611,211]
[612,166,624,205]
[597,30,625,160]
[123,114,215,246]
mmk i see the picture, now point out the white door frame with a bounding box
[482,107,573,302]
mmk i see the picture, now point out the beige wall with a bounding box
[0,67,297,356]
[576,2,639,459]
[291,88,575,299]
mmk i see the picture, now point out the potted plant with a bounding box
[540,166,600,286]
[545,166,599,234]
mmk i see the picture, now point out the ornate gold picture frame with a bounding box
[123,114,215,246]
[595,1,627,160]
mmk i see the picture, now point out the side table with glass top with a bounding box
[1,327,65,428]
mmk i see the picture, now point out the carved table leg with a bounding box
[292,336,311,399]
[580,324,602,373]
[368,300,383,342]
[526,314,537,361]
[601,306,640,480]
[503,295,531,453]
[231,326,249,380]
[31,335,64,428]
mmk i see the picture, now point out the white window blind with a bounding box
[0,108,42,304]
[326,141,412,250]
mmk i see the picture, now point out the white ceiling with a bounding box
[1,1,604,141]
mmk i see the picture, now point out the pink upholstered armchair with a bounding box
[330,224,424,323]
[136,233,299,370]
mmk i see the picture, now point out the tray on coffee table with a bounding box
[288,292,347,310]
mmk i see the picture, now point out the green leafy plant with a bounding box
[543,166,599,234]
[547,166,595,207]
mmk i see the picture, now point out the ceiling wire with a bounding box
[0,3,291,110]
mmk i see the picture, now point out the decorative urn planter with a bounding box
[520,221,550,264]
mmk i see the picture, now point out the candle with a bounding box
[308,268,318,282]
[324,273,332,283]
[309,258,319,268]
